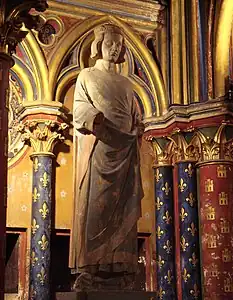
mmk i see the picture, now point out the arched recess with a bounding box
[214,0,233,97]
[11,57,35,102]
[20,29,49,102]
[49,15,168,118]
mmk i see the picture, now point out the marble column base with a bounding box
[56,291,157,300]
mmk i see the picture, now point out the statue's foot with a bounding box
[73,272,95,292]
[73,271,135,292]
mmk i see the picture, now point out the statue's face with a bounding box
[101,32,123,63]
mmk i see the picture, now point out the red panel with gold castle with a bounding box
[199,163,233,300]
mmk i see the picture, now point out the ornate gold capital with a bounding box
[0,1,48,55]
[149,124,233,165]
[151,133,200,165]
[18,120,68,155]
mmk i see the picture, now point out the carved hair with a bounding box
[90,24,126,63]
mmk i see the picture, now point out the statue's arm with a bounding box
[73,75,104,135]
[130,89,144,137]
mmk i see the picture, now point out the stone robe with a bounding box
[69,64,144,275]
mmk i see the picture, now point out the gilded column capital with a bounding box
[0,0,48,55]
[150,133,200,166]
[148,123,233,165]
[18,120,68,156]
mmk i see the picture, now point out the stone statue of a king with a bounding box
[69,23,144,291]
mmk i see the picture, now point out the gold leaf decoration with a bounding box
[180,207,188,222]
[164,270,173,284]
[155,168,162,182]
[38,235,48,251]
[40,172,49,188]
[188,222,197,236]
[157,287,165,300]
[156,197,164,211]
[157,226,164,239]
[180,236,189,252]
[190,284,200,299]
[32,187,40,203]
[178,178,187,192]
[163,240,172,254]
[162,182,171,195]
[189,252,198,267]
[163,211,172,224]
[31,251,38,267]
[39,202,49,219]
[157,255,165,269]
[33,157,41,172]
[186,192,196,207]
[182,268,191,282]
[37,266,46,285]
[184,163,193,177]
[32,218,39,235]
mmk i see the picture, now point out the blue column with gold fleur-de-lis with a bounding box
[154,166,176,300]
[29,154,53,300]
[177,161,202,300]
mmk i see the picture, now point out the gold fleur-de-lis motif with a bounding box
[157,287,165,300]
[157,226,164,239]
[163,211,172,224]
[163,240,172,254]
[189,252,198,267]
[180,236,189,252]
[32,218,39,234]
[180,207,188,222]
[164,270,173,284]
[185,163,193,177]
[40,172,49,188]
[39,202,49,220]
[186,192,196,207]
[179,178,187,192]
[38,235,49,251]
[182,268,191,282]
[155,168,162,182]
[32,187,40,203]
[157,255,165,269]
[37,266,46,285]
[190,284,200,299]
[33,157,41,172]
[156,197,164,211]
[162,182,171,195]
[31,251,38,267]
[188,222,197,236]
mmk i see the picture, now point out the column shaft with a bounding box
[198,162,233,299]
[177,162,201,300]
[29,154,53,300]
[0,54,13,300]
[154,166,176,299]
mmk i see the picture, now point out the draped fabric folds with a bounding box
[69,64,143,275]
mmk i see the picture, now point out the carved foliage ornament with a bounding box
[149,124,233,165]
[0,0,48,55]
[18,120,68,154]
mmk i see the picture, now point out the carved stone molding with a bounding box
[148,124,233,165]
[18,120,68,154]
[48,0,165,32]
[0,0,48,55]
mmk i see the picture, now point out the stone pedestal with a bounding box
[56,291,157,300]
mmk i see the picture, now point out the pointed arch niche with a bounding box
[49,15,168,119]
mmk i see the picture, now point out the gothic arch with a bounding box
[48,15,168,118]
